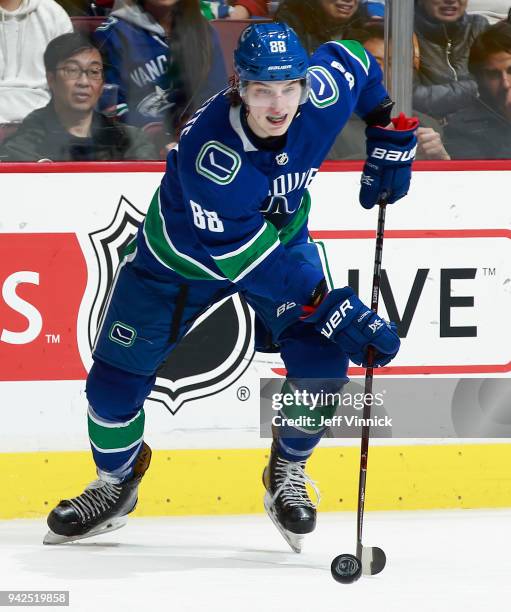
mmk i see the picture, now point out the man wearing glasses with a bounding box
[0,32,157,161]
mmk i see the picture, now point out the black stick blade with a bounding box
[361,546,386,575]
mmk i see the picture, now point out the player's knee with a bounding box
[86,359,155,421]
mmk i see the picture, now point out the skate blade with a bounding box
[264,492,303,554]
[43,516,128,545]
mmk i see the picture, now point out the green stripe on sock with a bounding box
[280,381,337,434]
[88,409,145,451]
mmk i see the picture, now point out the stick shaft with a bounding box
[356,200,387,558]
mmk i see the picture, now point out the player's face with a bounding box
[244,80,303,138]
[319,0,359,23]
[420,0,467,23]
[478,51,511,120]
[48,48,104,114]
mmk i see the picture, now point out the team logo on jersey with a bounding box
[308,66,340,108]
[196,141,241,185]
[88,197,253,414]
[276,152,289,166]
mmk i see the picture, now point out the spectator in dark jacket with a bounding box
[328,23,451,160]
[413,0,489,120]
[444,17,511,158]
[275,0,376,54]
[0,32,157,161]
[93,0,227,147]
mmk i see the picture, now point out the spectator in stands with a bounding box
[413,0,489,120]
[362,0,384,20]
[327,23,451,160]
[0,0,72,124]
[93,0,227,148]
[0,32,157,160]
[468,1,510,25]
[444,17,511,158]
[201,0,268,19]
[275,0,376,54]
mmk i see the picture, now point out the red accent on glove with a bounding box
[391,112,420,131]
[300,305,316,319]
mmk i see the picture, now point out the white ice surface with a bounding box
[1,509,509,612]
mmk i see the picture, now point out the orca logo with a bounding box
[89,197,254,414]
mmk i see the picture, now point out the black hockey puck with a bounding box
[330,554,362,584]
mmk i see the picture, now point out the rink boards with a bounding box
[1,160,511,518]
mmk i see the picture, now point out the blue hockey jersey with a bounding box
[93,4,227,132]
[137,40,388,306]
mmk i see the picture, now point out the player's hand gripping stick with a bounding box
[359,113,419,210]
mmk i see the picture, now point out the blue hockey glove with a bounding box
[302,287,400,367]
[360,113,419,210]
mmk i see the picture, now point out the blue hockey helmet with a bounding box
[234,22,309,83]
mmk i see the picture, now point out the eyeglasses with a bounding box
[56,65,104,81]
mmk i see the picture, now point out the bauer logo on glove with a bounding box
[302,287,400,367]
[359,113,419,210]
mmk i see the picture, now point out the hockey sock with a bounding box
[276,380,337,462]
[88,404,145,483]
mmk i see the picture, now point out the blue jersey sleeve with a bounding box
[176,145,323,305]
[308,39,390,125]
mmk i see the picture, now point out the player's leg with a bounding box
[247,235,346,550]
[263,324,348,552]
[45,254,231,543]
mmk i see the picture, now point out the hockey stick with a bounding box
[355,194,388,576]
[331,194,388,583]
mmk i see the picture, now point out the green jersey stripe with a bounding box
[143,188,225,280]
[332,40,370,75]
[213,222,267,260]
[233,239,280,283]
[214,221,279,281]
[279,190,311,245]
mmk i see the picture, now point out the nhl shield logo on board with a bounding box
[88,196,254,414]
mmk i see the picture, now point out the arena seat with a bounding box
[71,16,106,34]
[211,18,271,74]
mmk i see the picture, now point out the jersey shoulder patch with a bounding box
[330,40,370,75]
[195,140,242,186]
[308,65,340,108]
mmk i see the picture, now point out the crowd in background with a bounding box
[0,0,510,161]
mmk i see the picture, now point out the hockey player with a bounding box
[45,23,417,551]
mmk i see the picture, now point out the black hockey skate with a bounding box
[43,442,152,545]
[263,442,320,553]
